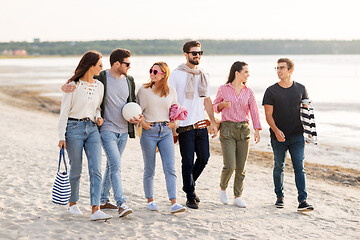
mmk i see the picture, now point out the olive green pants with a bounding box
[219,121,250,197]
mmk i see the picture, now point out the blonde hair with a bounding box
[144,62,170,98]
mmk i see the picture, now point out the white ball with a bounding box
[122,102,142,121]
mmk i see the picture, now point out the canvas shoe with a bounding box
[297,201,314,212]
[171,203,186,214]
[147,201,159,211]
[90,210,112,221]
[68,204,83,216]
[118,203,133,217]
[100,201,118,211]
[234,197,246,208]
[275,197,285,208]
[220,190,228,205]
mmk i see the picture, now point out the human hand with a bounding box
[254,129,260,144]
[96,117,104,126]
[61,83,76,93]
[129,114,144,124]
[275,129,285,142]
[222,100,231,109]
[210,122,218,138]
[166,122,177,129]
[58,140,66,149]
[141,121,152,130]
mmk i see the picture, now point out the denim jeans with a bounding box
[178,128,210,200]
[100,130,128,207]
[140,122,177,200]
[65,119,102,206]
[271,134,307,202]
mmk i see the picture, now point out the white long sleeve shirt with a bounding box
[58,80,104,140]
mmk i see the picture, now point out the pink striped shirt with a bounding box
[213,83,262,130]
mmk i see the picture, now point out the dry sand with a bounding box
[0,87,359,240]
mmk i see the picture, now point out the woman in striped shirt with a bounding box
[213,61,262,208]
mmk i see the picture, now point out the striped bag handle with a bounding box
[58,148,68,173]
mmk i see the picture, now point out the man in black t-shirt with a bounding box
[262,58,314,212]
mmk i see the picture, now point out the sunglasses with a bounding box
[187,51,203,56]
[149,68,164,75]
[120,61,131,67]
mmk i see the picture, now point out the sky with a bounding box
[1,0,359,42]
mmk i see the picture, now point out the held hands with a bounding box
[61,83,76,93]
[166,122,177,129]
[96,117,104,126]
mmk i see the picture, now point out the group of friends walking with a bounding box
[58,40,314,221]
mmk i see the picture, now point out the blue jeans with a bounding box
[100,130,128,207]
[65,119,102,206]
[178,128,210,200]
[271,134,307,202]
[140,122,177,200]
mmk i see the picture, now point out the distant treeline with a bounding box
[1,39,360,56]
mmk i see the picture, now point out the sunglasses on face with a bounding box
[120,61,131,67]
[149,68,164,75]
[187,51,203,56]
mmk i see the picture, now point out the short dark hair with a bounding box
[183,40,201,53]
[277,58,294,70]
[110,48,131,66]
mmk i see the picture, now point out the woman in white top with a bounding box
[58,50,111,221]
[137,62,186,214]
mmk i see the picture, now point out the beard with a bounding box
[189,58,200,65]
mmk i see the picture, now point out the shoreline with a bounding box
[1,85,359,188]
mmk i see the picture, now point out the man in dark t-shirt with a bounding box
[262,58,314,212]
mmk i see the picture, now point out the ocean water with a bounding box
[0,55,359,170]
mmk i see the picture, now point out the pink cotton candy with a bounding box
[169,104,188,122]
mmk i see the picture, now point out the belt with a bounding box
[176,119,210,134]
[150,121,169,127]
[68,117,92,122]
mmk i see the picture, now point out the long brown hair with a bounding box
[144,62,170,98]
[68,50,102,83]
[227,61,248,84]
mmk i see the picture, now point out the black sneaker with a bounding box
[186,199,199,209]
[194,191,200,203]
[297,201,314,212]
[275,197,284,208]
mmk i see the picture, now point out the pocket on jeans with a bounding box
[220,123,230,138]
[66,121,79,130]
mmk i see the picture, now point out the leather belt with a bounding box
[176,119,210,134]
[68,117,91,122]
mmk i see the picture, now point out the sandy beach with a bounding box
[0,87,359,240]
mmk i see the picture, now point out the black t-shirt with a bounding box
[262,81,308,139]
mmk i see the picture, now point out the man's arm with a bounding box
[61,82,76,93]
[264,104,285,142]
[204,97,218,138]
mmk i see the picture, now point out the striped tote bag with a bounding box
[52,148,71,205]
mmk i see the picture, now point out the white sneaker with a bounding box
[118,203,133,217]
[90,210,112,221]
[171,203,186,214]
[147,201,159,211]
[220,190,228,205]
[234,197,246,208]
[68,204,83,216]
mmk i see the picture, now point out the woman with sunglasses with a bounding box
[58,50,112,221]
[136,62,186,214]
[213,61,262,208]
